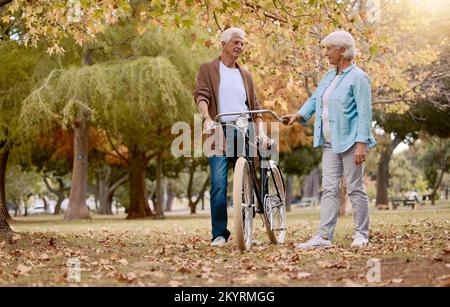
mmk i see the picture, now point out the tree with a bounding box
[418,138,450,205]
[182,158,209,215]
[92,55,194,219]
[92,27,212,219]
[5,164,41,216]
[0,42,44,233]
[89,145,129,215]
[279,144,321,211]
[21,55,96,220]
[21,127,74,215]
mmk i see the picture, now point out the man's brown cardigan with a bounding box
[194,57,263,123]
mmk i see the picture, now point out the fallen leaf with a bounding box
[168,280,182,287]
[39,253,50,261]
[297,272,312,279]
[10,234,21,243]
[391,278,404,284]
[15,264,32,276]
[433,255,443,262]
[118,258,128,266]
[115,272,137,283]
[343,279,363,287]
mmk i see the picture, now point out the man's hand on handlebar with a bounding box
[203,117,217,133]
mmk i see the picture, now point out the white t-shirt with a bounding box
[218,61,248,122]
[322,74,341,142]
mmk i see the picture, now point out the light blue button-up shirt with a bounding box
[297,64,376,153]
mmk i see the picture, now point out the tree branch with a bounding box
[243,1,288,24]
[108,173,129,196]
[193,177,210,207]
[0,0,13,9]
[43,175,57,194]
[213,11,222,31]
[104,129,129,165]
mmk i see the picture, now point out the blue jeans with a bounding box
[208,125,251,241]
[208,155,232,241]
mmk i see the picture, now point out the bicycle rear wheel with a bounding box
[233,157,254,251]
[263,162,287,244]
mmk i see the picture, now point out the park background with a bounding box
[0,0,449,286]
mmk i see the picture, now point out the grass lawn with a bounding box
[1,202,449,287]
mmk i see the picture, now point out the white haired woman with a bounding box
[282,30,376,249]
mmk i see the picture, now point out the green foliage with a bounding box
[0,42,42,149]
[280,145,322,176]
[131,27,216,88]
[92,55,193,152]
[5,164,42,205]
[418,137,450,189]
[389,150,429,195]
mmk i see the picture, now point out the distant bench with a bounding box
[294,197,319,207]
[391,197,416,210]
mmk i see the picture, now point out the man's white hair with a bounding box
[322,30,357,60]
[220,27,245,44]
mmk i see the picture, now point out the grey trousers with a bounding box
[317,142,370,240]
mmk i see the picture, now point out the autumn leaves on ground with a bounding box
[1,204,449,287]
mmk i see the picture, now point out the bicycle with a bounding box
[207,110,287,251]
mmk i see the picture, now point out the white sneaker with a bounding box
[295,236,332,250]
[351,232,369,247]
[211,236,226,247]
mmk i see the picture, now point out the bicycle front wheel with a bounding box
[233,157,254,251]
[264,162,287,244]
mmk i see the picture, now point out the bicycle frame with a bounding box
[211,110,285,215]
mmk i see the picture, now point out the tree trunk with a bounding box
[65,48,92,220]
[127,149,152,219]
[430,169,445,205]
[286,174,294,212]
[154,154,164,219]
[96,167,128,215]
[54,198,63,215]
[376,136,403,209]
[44,176,67,215]
[0,188,12,233]
[188,177,209,215]
[96,167,112,215]
[165,180,175,212]
[0,149,11,221]
[97,176,113,215]
[14,203,18,217]
[189,201,196,214]
[65,111,90,220]
[42,195,48,212]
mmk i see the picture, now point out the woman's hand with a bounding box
[354,142,368,165]
[281,113,302,126]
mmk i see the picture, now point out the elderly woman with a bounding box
[283,30,376,249]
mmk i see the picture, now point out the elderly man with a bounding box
[194,27,269,246]
[283,30,376,249]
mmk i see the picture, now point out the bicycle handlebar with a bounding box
[213,109,284,123]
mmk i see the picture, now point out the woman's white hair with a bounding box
[322,30,357,60]
[220,27,245,44]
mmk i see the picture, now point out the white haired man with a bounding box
[194,27,270,246]
[283,30,376,249]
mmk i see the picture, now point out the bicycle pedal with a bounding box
[271,227,287,231]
